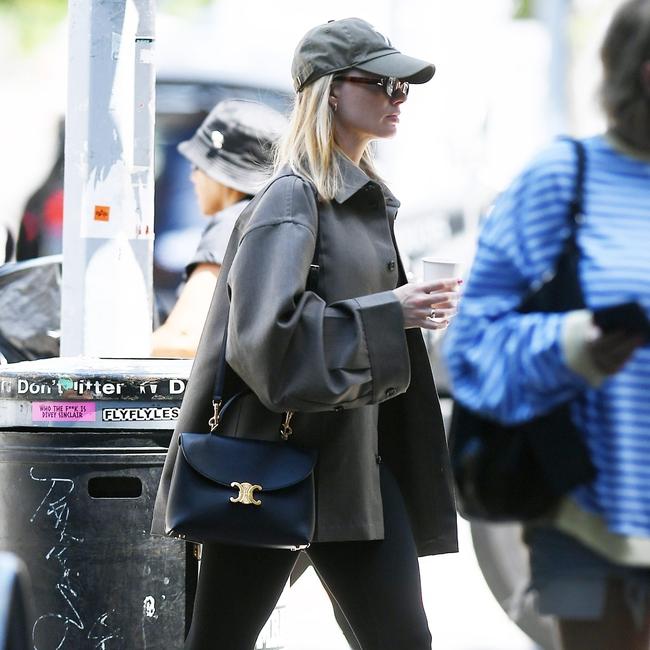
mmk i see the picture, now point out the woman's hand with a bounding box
[588,330,645,375]
[393,279,462,330]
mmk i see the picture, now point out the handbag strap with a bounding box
[208,174,321,438]
[519,137,587,314]
[565,137,586,243]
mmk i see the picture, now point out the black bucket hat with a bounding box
[291,17,435,92]
[178,99,287,196]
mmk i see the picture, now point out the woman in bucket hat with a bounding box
[152,18,460,649]
[152,99,286,357]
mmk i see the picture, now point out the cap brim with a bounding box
[356,52,435,84]
[178,138,269,196]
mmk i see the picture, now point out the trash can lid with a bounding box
[0,357,193,430]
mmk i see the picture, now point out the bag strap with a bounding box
[566,137,586,242]
[519,137,587,314]
[208,173,321,439]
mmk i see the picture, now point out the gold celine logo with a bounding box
[230,482,262,506]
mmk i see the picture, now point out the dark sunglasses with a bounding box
[334,75,410,99]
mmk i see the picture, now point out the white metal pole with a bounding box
[61,0,156,357]
[537,0,572,136]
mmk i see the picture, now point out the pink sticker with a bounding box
[32,402,96,422]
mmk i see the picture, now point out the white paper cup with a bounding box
[422,258,460,325]
[422,257,459,282]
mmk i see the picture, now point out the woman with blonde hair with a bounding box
[152,17,460,649]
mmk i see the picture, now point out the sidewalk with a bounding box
[259,517,539,650]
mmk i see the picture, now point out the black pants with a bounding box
[185,466,432,650]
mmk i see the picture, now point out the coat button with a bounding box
[386,260,396,271]
[333,405,343,412]
[385,387,396,397]
[375,454,382,464]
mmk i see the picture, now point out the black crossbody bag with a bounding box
[165,175,320,549]
[449,139,596,522]
[165,348,318,549]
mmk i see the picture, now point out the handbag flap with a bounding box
[179,432,317,491]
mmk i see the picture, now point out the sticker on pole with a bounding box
[94,205,110,222]
[32,402,97,422]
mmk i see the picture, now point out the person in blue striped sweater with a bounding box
[444,1,650,648]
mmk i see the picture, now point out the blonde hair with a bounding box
[275,74,381,200]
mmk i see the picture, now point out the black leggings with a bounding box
[184,466,432,650]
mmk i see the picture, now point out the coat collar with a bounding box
[276,156,400,211]
[334,152,372,203]
[333,152,401,211]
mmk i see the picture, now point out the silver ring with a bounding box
[427,308,437,322]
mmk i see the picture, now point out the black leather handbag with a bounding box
[166,406,317,549]
[165,334,318,549]
[449,138,596,522]
[165,174,319,549]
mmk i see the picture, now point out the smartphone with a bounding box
[593,301,650,341]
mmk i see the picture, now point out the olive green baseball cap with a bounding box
[291,17,435,92]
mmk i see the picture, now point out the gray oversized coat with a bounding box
[151,156,458,556]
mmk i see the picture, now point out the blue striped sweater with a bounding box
[443,135,650,538]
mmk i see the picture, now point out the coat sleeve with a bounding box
[225,175,410,412]
[443,140,592,424]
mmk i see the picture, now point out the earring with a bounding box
[331,101,338,112]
